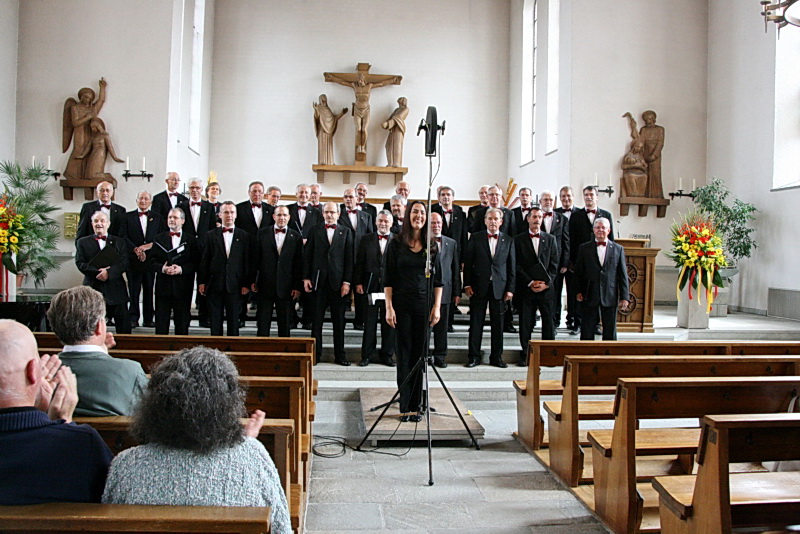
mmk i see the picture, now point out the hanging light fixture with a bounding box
[761,0,800,32]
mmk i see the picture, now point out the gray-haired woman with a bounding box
[102,346,290,534]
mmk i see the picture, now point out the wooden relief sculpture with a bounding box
[619,111,669,217]
[313,95,348,165]
[621,112,649,197]
[324,63,402,163]
[639,110,665,198]
[382,97,409,167]
[63,78,108,180]
[76,118,124,180]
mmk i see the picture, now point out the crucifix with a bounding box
[324,63,402,164]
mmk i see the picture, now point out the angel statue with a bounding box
[75,118,124,180]
[63,78,108,180]
[621,112,649,197]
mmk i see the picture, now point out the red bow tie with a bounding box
[222,227,234,233]
[586,209,597,214]
[95,235,107,241]
[348,209,358,214]
[139,211,149,217]
[444,209,453,215]
[596,241,606,247]
[274,228,286,234]
[251,203,262,209]
[169,192,179,197]
[529,232,540,238]
[488,234,498,239]
[191,201,202,207]
[378,234,389,240]
[543,212,553,217]
[170,232,181,237]
[297,205,307,210]
[100,203,111,209]
[325,224,337,230]
[435,237,442,242]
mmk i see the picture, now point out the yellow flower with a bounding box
[9,236,17,244]
[0,230,7,237]
[681,243,689,252]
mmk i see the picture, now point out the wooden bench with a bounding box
[544,355,800,487]
[653,413,800,534]
[0,502,270,532]
[585,376,800,534]
[514,340,800,451]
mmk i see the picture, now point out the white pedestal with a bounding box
[677,282,709,329]
[0,253,17,303]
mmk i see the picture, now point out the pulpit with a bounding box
[616,238,658,333]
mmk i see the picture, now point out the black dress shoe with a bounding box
[302,323,313,330]
[465,359,479,368]
[409,414,423,422]
[107,318,115,326]
[130,321,139,328]
[517,360,528,367]
[569,328,579,336]
[143,321,155,328]
[353,323,364,331]
[503,325,517,333]
[358,359,370,367]
[199,319,211,328]
[239,320,246,328]
[490,359,508,368]
[594,326,602,335]
[380,356,396,367]
[433,359,447,369]
[336,359,351,367]
[447,325,455,333]
[400,415,410,422]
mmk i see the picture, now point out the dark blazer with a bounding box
[432,203,468,260]
[198,228,252,295]
[470,205,515,237]
[303,224,354,292]
[573,240,629,308]
[235,200,274,235]
[354,232,393,293]
[76,201,126,240]
[287,203,322,239]
[75,234,130,305]
[341,202,377,233]
[435,234,461,303]
[150,230,198,298]
[254,226,304,300]
[511,206,534,235]
[120,210,166,273]
[569,207,614,264]
[338,208,373,256]
[514,230,560,295]
[151,191,188,220]
[541,211,570,269]
[462,231,516,300]
[467,203,486,229]
[178,199,217,247]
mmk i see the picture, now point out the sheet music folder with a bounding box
[155,241,187,264]
[529,261,550,283]
[88,244,123,268]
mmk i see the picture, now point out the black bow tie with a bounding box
[274,228,286,234]
[222,227,234,233]
[170,232,181,237]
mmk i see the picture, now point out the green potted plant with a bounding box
[0,161,61,288]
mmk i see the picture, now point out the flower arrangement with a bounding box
[666,211,728,312]
[0,193,25,260]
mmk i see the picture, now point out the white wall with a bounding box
[707,0,799,313]
[209,0,511,203]
[0,0,18,162]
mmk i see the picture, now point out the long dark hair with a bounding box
[397,200,438,255]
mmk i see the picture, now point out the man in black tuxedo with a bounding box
[470,186,516,240]
[539,190,570,328]
[574,218,629,341]
[463,208,516,368]
[555,185,579,331]
[511,187,536,232]
[431,185,468,259]
[235,181,273,325]
[75,181,126,240]
[381,181,410,210]
[75,211,131,334]
[205,181,223,215]
[181,179,218,327]
[303,202,354,366]
[253,206,303,337]
[287,183,321,239]
[339,188,373,330]
[151,172,188,219]
[568,185,615,335]
[150,208,198,335]
[354,210,396,367]
[121,191,165,328]
[266,185,281,208]
[389,195,405,234]
[309,184,323,210]
[355,182,378,231]
[466,184,490,229]
[198,201,252,336]
[429,212,461,368]
[515,207,560,364]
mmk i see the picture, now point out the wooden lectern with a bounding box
[616,238,658,333]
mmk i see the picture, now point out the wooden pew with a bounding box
[514,340,800,451]
[585,376,800,534]
[0,502,271,533]
[544,355,800,487]
[653,413,800,534]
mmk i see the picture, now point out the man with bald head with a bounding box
[0,320,113,504]
[382,180,411,210]
[151,171,188,219]
[75,180,126,240]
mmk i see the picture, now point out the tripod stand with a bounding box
[356,108,479,486]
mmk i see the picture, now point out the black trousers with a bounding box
[107,302,131,334]
[209,290,242,336]
[353,291,368,327]
[554,269,579,328]
[432,302,451,361]
[155,289,191,335]
[127,269,154,324]
[361,300,395,361]
[256,295,293,337]
[468,289,505,362]
[312,288,347,363]
[519,291,555,354]
[395,304,427,413]
[579,301,618,340]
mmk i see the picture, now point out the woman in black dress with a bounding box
[384,201,443,422]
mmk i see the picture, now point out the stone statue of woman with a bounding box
[62,78,107,180]
[382,97,409,167]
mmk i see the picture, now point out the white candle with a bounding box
[31,156,35,167]
[679,177,683,190]
[594,172,598,185]
[47,156,51,170]
[126,157,130,170]
[692,178,696,191]
[609,171,613,186]
[142,157,146,172]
